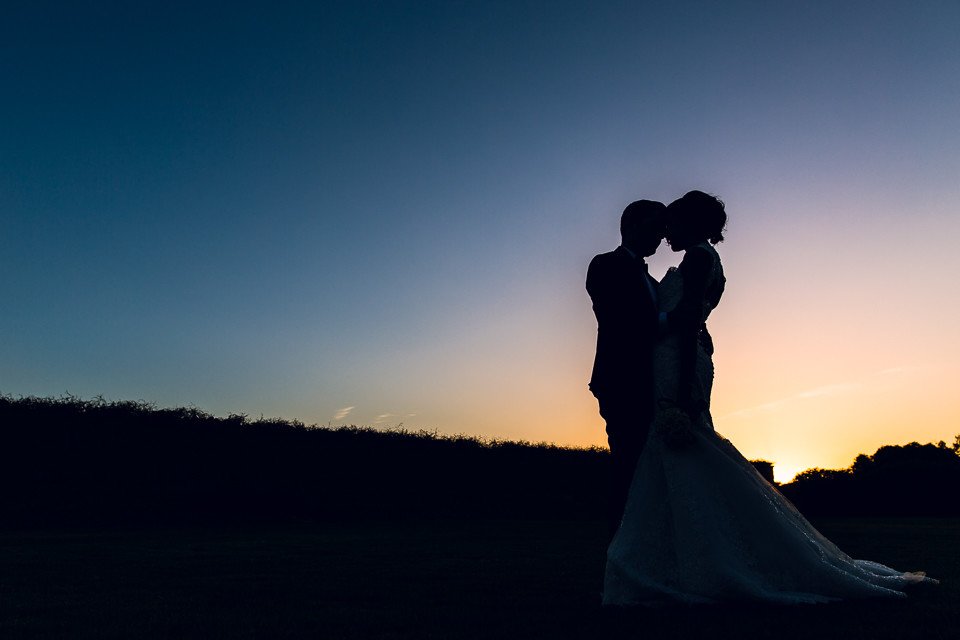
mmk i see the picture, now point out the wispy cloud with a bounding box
[721,383,860,419]
[719,365,926,420]
[373,412,418,425]
[333,406,354,421]
[794,382,862,399]
[876,364,936,377]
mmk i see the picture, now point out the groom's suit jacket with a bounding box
[586,246,659,425]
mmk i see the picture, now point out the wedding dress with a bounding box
[603,242,934,605]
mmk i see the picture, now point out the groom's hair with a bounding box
[621,200,666,233]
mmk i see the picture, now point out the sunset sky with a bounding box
[4,1,959,481]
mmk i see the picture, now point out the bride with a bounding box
[603,191,936,605]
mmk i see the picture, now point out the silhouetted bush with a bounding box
[2,394,956,526]
[0,395,609,527]
[781,441,960,516]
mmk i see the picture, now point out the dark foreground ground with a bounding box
[0,518,953,639]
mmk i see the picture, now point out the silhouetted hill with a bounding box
[1,394,957,526]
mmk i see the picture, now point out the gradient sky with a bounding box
[4,1,959,481]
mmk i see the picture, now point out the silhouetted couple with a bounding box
[587,192,935,605]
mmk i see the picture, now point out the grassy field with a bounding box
[0,518,953,639]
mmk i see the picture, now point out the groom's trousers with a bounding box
[596,393,651,543]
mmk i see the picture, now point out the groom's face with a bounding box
[624,216,666,258]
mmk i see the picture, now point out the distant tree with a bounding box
[783,438,960,517]
[793,468,853,483]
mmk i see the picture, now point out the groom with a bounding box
[586,200,666,541]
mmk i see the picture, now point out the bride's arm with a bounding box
[669,246,713,415]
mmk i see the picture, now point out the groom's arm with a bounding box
[585,255,604,304]
[586,255,618,325]
[588,256,654,337]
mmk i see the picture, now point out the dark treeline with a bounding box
[781,440,960,516]
[1,395,958,527]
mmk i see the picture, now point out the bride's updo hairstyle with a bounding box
[670,190,727,245]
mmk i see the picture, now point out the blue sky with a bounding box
[3,1,959,477]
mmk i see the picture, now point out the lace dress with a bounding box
[603,243,934,605]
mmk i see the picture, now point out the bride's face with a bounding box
[665,219,692,252]
[666,212,707,251]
